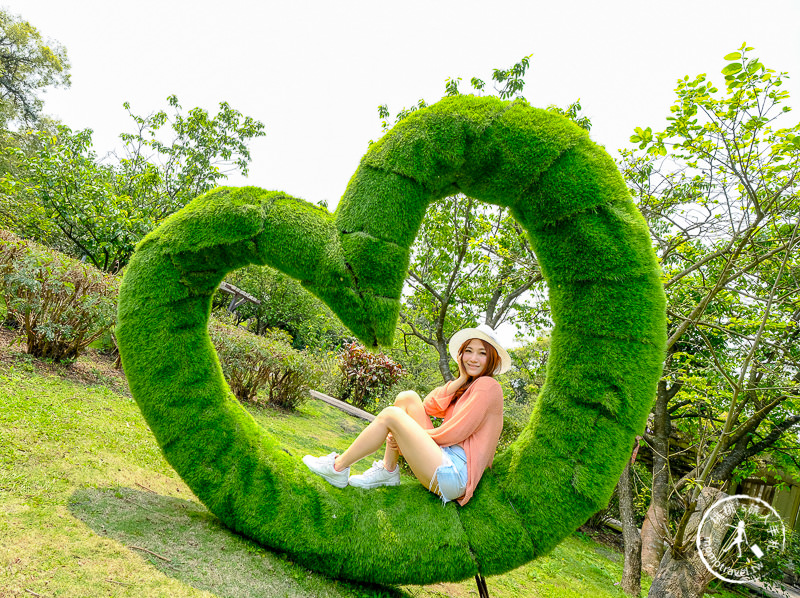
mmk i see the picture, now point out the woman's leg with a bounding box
[383,390,432,471]
[334,405,443,488]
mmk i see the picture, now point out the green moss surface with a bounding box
[116,95,666,585]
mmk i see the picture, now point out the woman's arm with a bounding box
[423,382,459,418]
[426,377,503,446]
[423,351,470,416]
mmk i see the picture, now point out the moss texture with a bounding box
[116,95,666,584]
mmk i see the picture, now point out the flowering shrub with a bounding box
[0,230,118,362]
[209,316,321,410]
[336,341,405,411]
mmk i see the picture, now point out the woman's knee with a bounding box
[377,405,406,426]
[394,390,421,407]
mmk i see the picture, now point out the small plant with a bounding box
[496,413,524,456]
[583,490,619,531]
[209,316,321,410]
[336,341,405,411]
[0,231,118,362]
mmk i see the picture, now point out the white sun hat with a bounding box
[448,324,512,375]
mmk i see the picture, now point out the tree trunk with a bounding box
[619,459,642,597]
[647,548,716,598]
[435,337,454,382]
[641,380,673,577]
[647,488,725,598]
[641,501,669,579]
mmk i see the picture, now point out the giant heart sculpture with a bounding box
[116,95,666,585]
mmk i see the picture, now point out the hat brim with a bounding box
[448,328,512,375]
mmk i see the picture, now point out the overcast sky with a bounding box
[8,0,800,211]
[6,0,799,346]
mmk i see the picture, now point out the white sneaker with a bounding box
[348,460,400,489]
[302,452,350,488]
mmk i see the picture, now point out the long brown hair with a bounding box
[453,339,499,401]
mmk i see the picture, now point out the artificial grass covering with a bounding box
[116,95,666,584]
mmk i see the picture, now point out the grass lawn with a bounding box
[0,332,746,598]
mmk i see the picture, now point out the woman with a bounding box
[303,324,510,506]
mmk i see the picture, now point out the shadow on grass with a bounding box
[68,485,408,598]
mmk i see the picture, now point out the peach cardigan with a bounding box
[422,376,504,506]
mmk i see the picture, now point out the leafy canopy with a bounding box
[1,97,265,271]
[0,9,70,127]
[379,55,590,382]
[620,45,800,574]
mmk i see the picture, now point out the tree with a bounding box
[618,457,643,597]
[0,9,70,127]
[505,335,550,405]
[400,192,547,380]
[0,126,149,271]
[116,95,265,214]
[215,264,350,352]
[0,96,265,270]
[618,45,800,598]
[382,56,590,382]
[386,329,443,398]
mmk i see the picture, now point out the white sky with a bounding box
[6,0,800,346]
[8,0,800,210]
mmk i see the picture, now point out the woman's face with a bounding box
[461,338,488,377]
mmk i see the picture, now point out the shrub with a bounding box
[212,265,351,352]
[386,331,443,398]
[0,230,118,362]
[307,348,341,398]
[756,525,800,590]
[496,412,524,456]
[336,341,405,412]
[209,316,321,410]
[583,487,619,531]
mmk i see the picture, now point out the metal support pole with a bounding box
[475,574,489,598]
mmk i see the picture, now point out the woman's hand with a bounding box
[451,352,469,390]
[386,433,399,453]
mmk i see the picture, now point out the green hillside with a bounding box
[0,331,671,598]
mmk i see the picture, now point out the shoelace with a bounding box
[363,460,384,476]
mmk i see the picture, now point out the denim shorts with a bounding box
[429,444,468,504]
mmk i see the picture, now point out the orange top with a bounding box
[422,376,504,506]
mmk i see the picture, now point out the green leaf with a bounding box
[723,52,742,61]
[722,63,743,76]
